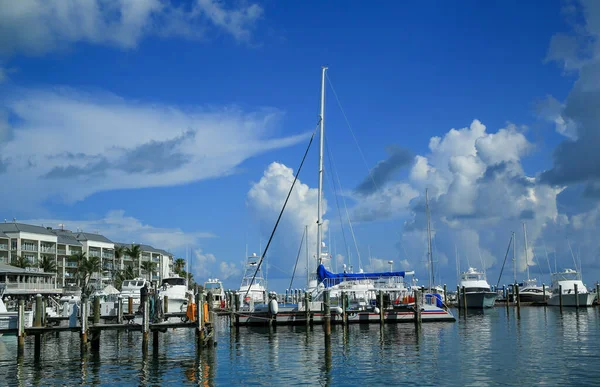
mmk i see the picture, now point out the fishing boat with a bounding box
[547,269,595,307]
[120,277,151,310]
[203,278,227,310]
[458,267,498,308]
[160,274,189,313]
[239,253,267,305]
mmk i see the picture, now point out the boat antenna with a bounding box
[317,66,327,266]
[425,188,434,290]
[306,225,310,288]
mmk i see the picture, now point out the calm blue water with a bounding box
[1,307,600,386]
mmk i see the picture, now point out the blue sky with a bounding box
[2,0,600,291]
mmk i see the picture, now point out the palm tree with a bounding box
[12,255,31,269]
[141,261,157,282]
[114,245,126,271]
[40,255,57,273]
[174,258,186,272]
[71,251,87,288]
[81,256,101,294]
[125,244,142,276]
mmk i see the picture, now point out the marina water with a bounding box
[1,307,599,386]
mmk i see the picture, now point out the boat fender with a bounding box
[373,307,380,314]
[331,307,343,314]
[269,299,279,315]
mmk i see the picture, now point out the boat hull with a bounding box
[518,292,550,303]
[547,293,595,307]
[0,311,33,336]
[458,292,497,309]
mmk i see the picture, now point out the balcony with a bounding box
[21,244,38,252]
[0,244,8,250]
[152,257,160,262]
[5,282,59,290]
[40,246,56,253]
[66,262,78,268]
[89,251,101,257]
[102,253,114,259]
[57,249,67,255]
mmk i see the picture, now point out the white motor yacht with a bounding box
[547,269,594,307]
[160,274,189,313]
[458,267,498,308]
[204,278,227,309]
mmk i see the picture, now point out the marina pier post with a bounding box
[17,298,25,357]
[443,284,447,306]
[596,283,599,307]
[559,285,563,312]
[413,289,421,329]
[163,295,169,314]
[93,297,101,324]
[323,290,331,337]
[341,291,348,326]
[378,290,384,325]
[117,296,123,324]
[234,292,240,329]
[505,285,509,315]
[574,283,579,310]
[142,298,149,352]
[515,284,521,319]
[456,286,460,316]
[304,292,309,326]
[461,286,467,312]
[542,284,546,307]
[34,294,43,327]
[80,295,88,347]
[128,297,133,315]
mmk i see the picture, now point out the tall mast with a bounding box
[317,66,327,265]
[425,189,434,290]
[305,225,309,288]
[512,231,516,284]
[523,223,530,281]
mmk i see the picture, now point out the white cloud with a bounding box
[21,210,212,251]
[0,87,306,213]
[0,0,263,56]
[247,162,329,278]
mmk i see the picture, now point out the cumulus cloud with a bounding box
[247,162,328,282]
[21,210,213,251]
[0,0,263,56]
[400,119,561,283]
[541,0,600,188]
[0,87,306,213]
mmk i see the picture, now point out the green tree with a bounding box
[141,261,157,282]
[114,245,126,268]
[81,256,101,294]
[12,255,31,269]
[71,251,87,288]
[174,258,186,272]
[125,244,142,276]
[114,265,136,290]
[40,255,57,273]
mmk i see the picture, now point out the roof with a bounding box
[0,223,56,236]
[156,249,173,257]
[114,242,168,255]
[0,231,8,239]
[51,230,82,246]
[75,232,113,243]
[0,263,56,276]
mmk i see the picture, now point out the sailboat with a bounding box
[422,189,445,298]
[236,67,454,325]
[517,223,550,303]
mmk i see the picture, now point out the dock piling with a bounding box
[128,297,133,315]
[414,289,421,330]
[559,284,563,312]
[323,290,331,336]
[80,295,88,347]
[34,294,43,327]
[542,284,546,307]
[117,296,123,324]
[17,299,25,356]
[574,283,579,310]
[443,284,447,306]
[461,286,467,312]
[304,292,309,326]
[515,284,521,319]
[163,295,169,315]
[378,290,384,325]
[142,298,149,351]
[93,296,100,324]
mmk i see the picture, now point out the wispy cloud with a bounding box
[0,87,307,213]
[0,0,264,56]
[21,210,213,251]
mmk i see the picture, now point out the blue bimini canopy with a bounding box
[317,264,406,288]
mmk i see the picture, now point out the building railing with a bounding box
[89,251,100,257]
[21,245,38,252]
[66,262,78,268]
[5,283,59,290]
[57,249,67,255]
[68,250,82,255]
[0,244,8,250]
[40,246,56,253]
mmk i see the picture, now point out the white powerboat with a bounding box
[547,269,594,307]
[458,267,498,308]
[239,253,267,304]
[120,277,151,311]
[204,278,227,309]
[160,274,189,313]
[0,286,33,336]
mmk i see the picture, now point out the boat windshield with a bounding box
[552,271,579,281]
[162,278,186,286]
[123,280,145,287]
[205,282,222,289]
